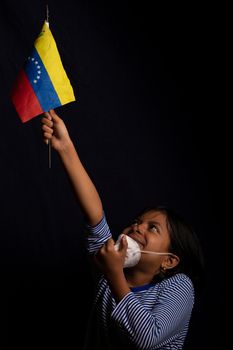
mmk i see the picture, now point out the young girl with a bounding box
[41,109,204,350]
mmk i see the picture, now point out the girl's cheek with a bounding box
[122,228,130,235]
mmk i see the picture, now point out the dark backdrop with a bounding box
[0,1,223,349]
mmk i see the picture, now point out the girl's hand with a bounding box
[41,109,72,151]
[94,236,128,277]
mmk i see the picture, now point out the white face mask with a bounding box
[114,234,141,267]
[114,234,175,268]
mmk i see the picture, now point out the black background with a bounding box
[0,0,223,349]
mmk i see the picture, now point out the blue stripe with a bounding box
[25,48,61,112]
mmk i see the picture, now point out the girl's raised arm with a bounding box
[41,109,103,226]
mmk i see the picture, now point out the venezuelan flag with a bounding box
[11,21,75,123]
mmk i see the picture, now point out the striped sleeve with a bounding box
[85,213,112,254]
[111,274,194,349]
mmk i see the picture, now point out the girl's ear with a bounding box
[161,254,180,270]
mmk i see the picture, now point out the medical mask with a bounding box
[114,234,175,268]
[114,234,141,267]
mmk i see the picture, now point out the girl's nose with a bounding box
[132,222,145,234]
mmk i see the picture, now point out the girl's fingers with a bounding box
[105,238,115,250]
[44,132,52,140]
[119,235,128,252]
[49,109,60,122]
[41,117,53,127]
[44,111,52,120]
[42,124,53,134]
[49,109,56,117]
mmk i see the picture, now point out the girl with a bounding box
[41,109,204,350]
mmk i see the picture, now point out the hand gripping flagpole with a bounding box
[46,4,52,169]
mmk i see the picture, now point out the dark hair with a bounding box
[138,206,205,290]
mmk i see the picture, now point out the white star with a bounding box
[33,80,37,83]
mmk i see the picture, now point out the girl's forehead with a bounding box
[140,210,166,221]
[140,210,169,236]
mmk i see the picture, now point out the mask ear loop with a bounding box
[141,250,176,258]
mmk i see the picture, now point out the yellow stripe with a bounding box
[34,21,75,105]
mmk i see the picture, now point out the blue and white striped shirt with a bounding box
[84,215,194,350]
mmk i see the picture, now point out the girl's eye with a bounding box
[132,219,139,225]
[150,225,158,233]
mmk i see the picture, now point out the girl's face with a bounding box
[122,210,173,274]
[122,210,171,252]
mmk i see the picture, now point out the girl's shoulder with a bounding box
[153,273,194,294]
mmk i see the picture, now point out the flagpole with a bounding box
[46,4,49,23]
[46,4,52,169]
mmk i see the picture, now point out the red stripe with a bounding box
[11,69,43,123]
